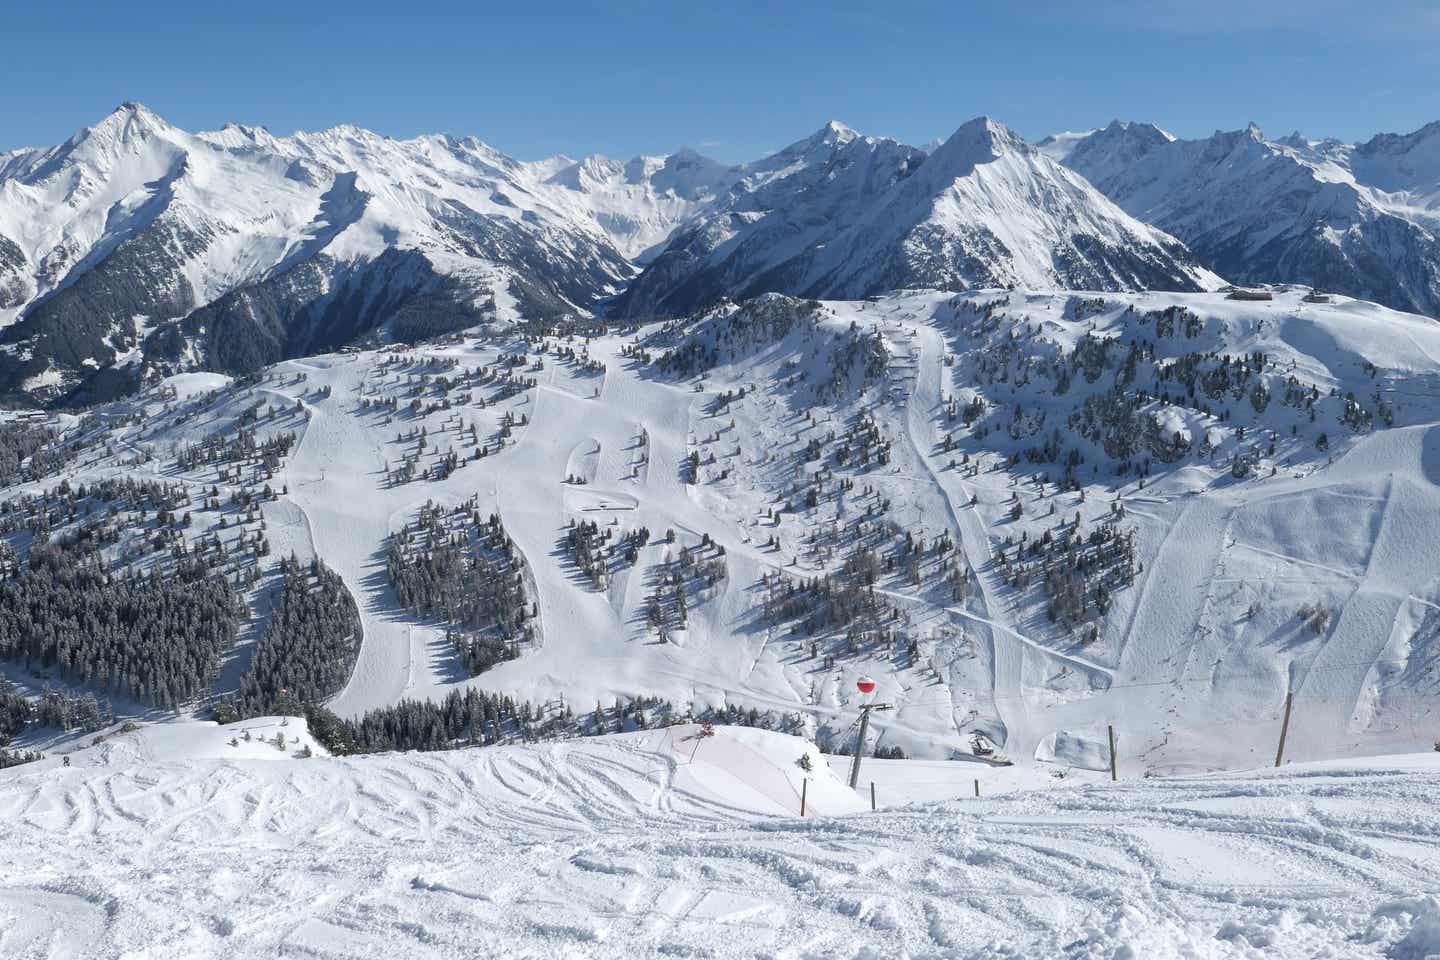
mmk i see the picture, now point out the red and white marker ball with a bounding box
[856,676,876,694]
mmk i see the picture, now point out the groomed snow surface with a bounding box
[3,721,1439,959]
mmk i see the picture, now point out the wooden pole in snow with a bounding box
[800,778,807,817]
[870,781,876,811]
[973,778,980,798]
[1275,691,1294,767]
[1108,724,1118,781]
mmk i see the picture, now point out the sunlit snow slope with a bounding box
[2,721,1439,959]
[9,286,1440,776]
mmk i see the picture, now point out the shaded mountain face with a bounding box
[0,104,729,405]
[1047,119,1440,319]
[615,118,1220,319]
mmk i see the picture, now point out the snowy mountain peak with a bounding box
[1042,120,1175,166]
[83,101,175,144]
[1352,121,1440,195]
[1101,118,1172,139]
[778,120,868,159]
[548,153,626,190]
[930,115,1033,171]
[108,100,165,125]
[1041,118,1174,174]
[668,146,707,162]
[198,120,285,154]
[1358,118,1440,156]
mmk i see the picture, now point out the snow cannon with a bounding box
[856,676,876,695]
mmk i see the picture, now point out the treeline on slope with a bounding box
[0,544,240,709]
[295,691,858,758]
[951,297,1390,483]
[0,420,77,485]
[387,500,536,675]
[631,295,827,378]
[0,476,189,546]
[0,679,113,744]
[176,427,296,472]
[640,302,888,405]
[232,555,361,717]
[994,508,1137,641]
[0,746,43,768]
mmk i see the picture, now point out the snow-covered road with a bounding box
[3,722,1438,959]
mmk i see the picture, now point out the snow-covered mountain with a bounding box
[616,117,1221,318]
[0,104,732,405]
[8,103,1440,414]
[1042,119,1440,318]
[539,149,741,263]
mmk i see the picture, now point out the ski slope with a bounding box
[3,721,1439,958]
[8,286,1440,775]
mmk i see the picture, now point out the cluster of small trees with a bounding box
[0,474,277,595]
[644,535,726,639]
[945,296,1381,488]
[2,679,115,745]
[0,544,240,708]
[834,412,890,469]
[995,517,1137,630]
[1297,602,1334,635]
[1135,303,1205,340]
[33,685,113,733]
[378,407,526,487]
[365,354,536,421]
[816,324,889,402]
[236,555,361,715]
[0,477,190,545]
[562,518,621,590]
[0,421,75,485]
[306,689,559,754]
[760,567,898,640]
[547,342,604,374]
[387,502,536,675]
[0,678,30,742]
[1070,390,1185,463]
[175,427,296,472]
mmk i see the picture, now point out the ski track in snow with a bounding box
[2,725,1438,959]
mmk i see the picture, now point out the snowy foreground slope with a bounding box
[3,721,1440,959]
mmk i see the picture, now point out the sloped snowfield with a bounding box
[3,722,1439,959]
[9,286,1440,774]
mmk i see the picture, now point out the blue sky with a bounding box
[3,1,1437,161]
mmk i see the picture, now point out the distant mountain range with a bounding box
[614,118,1217,318]
[1,104,1437,406]
[0,103,735,404]
[1039,119,1440,320]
